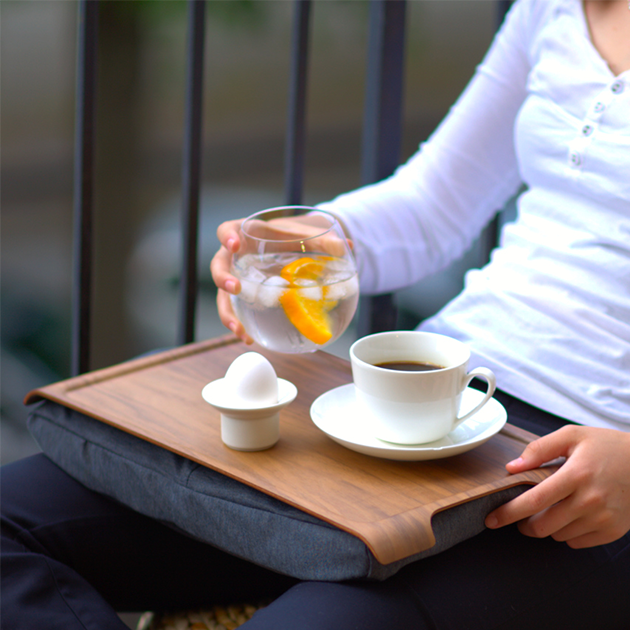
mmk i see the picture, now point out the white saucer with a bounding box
[310,384,507,461]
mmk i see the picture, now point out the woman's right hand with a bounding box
[210,213,353,344]
[210,219,254,344]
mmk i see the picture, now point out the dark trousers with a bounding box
[3,391,630,630]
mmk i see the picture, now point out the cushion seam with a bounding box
[31,411,341,530]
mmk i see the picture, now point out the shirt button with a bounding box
[570,151,582,167]
[611,80,625,94]
[593,101,605,113]
[582,124,594,137]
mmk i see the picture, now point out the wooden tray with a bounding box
[25,335,556,565]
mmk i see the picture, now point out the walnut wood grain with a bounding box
[25,335,557,565]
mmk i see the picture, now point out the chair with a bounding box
[69,1,512,627]
[72,0,408,379]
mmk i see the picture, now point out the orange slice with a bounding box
[279,289,333,345]
[279,256,338,344]
[280,257,325,283]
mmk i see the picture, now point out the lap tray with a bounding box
[25,336,556,581]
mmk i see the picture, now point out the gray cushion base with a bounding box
[27,400,529,581]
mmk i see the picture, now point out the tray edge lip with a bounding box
[23,335,241,406]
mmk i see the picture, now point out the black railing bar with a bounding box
[284,0,312,207]
[357,0,406,336]
[360,0,406,186]
[177,0,206,346]
[71,0,99,376]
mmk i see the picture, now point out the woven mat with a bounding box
[137,602,271,630]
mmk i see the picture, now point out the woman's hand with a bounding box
[210,219,253,344]
[485,425,630,548]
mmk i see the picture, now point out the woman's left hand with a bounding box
[485,425,630,548]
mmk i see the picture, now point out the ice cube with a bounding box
[238,278,259,304]
[293,278,317,287]
[236,265,266,304]
[326,275,359,300]
[298,286,323,301]
[324,257,347,272]
[264,275,290,287]
[258,276,289,308]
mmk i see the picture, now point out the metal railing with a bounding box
[71,0,512,375]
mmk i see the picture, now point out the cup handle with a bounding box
[453,367,497,429]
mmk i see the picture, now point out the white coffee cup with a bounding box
[349,331,496,444]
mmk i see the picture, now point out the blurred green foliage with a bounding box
[105,0,269,30]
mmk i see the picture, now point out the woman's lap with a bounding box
[248,524,630,630]
[2,393,629,629]
[1,454,299,630]
[393,519,630,629]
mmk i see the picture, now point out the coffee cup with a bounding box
[349,331,496,444]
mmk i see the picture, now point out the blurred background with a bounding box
[2,0,503,467]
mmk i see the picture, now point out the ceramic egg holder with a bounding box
[201,353,297,451]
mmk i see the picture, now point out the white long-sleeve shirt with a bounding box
[320,0,630,431]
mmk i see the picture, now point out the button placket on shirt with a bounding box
[567,78,625,172]
[569,150,582,168]
[568,130,592,171]
[581,124,594,137]
[611,79,625,95]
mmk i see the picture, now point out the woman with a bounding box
[213,0,630,550]
[211,0,630,623]
[3,1,630,628]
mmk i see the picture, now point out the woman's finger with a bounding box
[216,219,243,252]
[485,462,575,530]
[504,425,580,474]
[210,246,241,294]
[216,289,253,344]
[544,513,601,544]
[244,217,353,258]
[562,527,628,550]
[514,490,583,539]
[212,218,253,342]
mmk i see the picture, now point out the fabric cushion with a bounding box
[27,400,529,581]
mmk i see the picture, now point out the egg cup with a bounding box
[202,379,298,451]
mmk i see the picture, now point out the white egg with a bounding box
[223,352,278,407]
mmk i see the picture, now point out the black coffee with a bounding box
[374,361,444,372]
